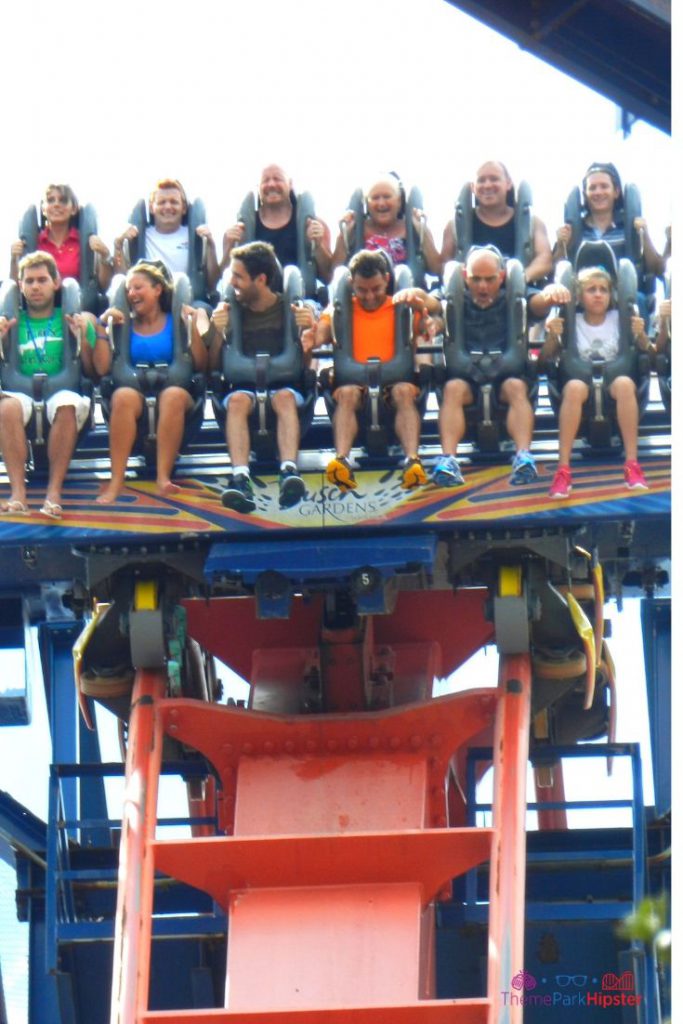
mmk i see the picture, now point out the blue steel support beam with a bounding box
[38,623,82,840]
[38,620,109,846]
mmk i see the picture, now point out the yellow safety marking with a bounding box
[72,602,111,730]
[566,592,596,709]
[499,565,522,597]
[135,580,158,611]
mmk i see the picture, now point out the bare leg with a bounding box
[97,388,143,504]
[0,396,28,507]
[391,382,422,458]
[332,386,362,457]
[225,391,254,466]
[156,387,192,494]
[438,378,473,455]
[610,376,640,461]
[270,389,300,464]
[44,406,78,506]
[500,377,534,451]
[557,379,589,465]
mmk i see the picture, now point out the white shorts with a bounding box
[0,389,91,430]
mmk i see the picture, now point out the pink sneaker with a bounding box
[549,465,572,499]
[624,460,648,490]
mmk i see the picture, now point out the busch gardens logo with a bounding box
[502,968,643,1009]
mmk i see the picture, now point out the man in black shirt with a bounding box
[208,242,315,512]
[220,165,332,285]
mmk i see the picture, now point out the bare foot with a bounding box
[96,485,123,505]
[157,479,182,496]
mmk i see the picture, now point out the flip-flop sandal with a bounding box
[0,499,29,515]
[40,500,63,520]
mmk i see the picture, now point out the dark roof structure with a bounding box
[444,0,671,133]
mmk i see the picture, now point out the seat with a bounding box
[18,202,103,314]
[236,188,322,299]
[321,263,428,457]
[452,180,534,269]
[341,182,430,288]
[125,195,214,305]
[440,257,535,452]
[210,264,316,461]
[563,180,657,318]
[0,277,90,467]
[98,272,205,465]
[545,241,650,450]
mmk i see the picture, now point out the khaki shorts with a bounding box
[0,389,91,430]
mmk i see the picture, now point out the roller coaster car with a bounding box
[545,241,650,451]
[126,194,214,305]
[563,180,657,315]
[440,257,535,452]
[453,178,534,269]
[0,277,91,470]
[321,262,429,457]
[98,273,205,466]
[210,264,316,462]
[236,187,323,300]
[342,181,430,288]
[18,200,103,314]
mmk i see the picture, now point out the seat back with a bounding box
[0,277,82,399]
[220,264,305,390]
[443,258,528,384]
[453,180,533,267]
[127,197,210,302]
[545,245,649,448]
[236,190,318,297]
[563,182,649,276]
[104,272,195,395]
[331,263,414,388]
[342,184,428,287]
[557,242,640,390]
[18,202,100,313]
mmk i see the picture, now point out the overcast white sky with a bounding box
[0,1,672,1020]
[0,0,671,262]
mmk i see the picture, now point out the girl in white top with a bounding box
[541,266,651,497]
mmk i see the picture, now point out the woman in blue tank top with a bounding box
[96,259,208,503]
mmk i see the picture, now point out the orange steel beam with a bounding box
[109,669,166,1024]
[486,654,532,1024]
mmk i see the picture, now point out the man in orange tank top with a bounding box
[315,250,441,491]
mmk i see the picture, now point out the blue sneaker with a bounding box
[221,473,256,514]
[433,455,465,487]
[510,450,538,485]
[279,466,306,509]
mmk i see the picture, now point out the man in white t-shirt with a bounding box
[113,178,219,294]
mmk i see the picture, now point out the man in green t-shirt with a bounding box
[0,251,110,518]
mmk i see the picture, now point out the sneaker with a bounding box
[433,455,465,487]
[221,473,256,514]
[401,457,428,490]
[624,460,648,490]
[279,466,306,509]
[548,465,572,499]
[327,455,357,492]
[510,449,538,485]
